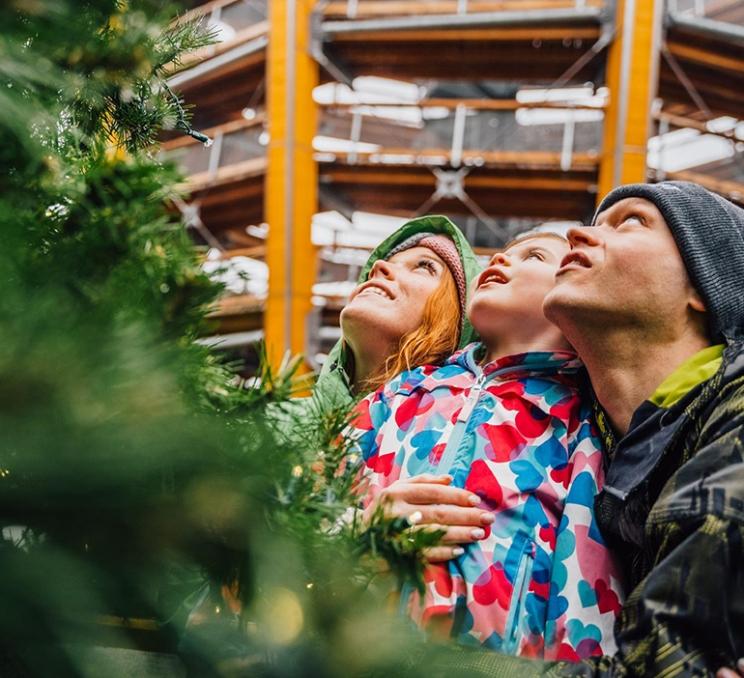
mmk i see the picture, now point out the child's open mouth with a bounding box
[477,268,510,288]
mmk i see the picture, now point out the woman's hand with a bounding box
[363,474,493,562]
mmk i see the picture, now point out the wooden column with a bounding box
[264,0,319,369]
[597,0,664,201]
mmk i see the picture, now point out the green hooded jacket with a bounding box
[312,214,481,410]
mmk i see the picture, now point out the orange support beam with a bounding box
[597,0,664,201]
[264,0,319,369]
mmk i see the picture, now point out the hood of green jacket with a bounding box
[315,215,481,407]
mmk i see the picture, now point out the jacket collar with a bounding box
[599,340,744,504]
[314,343,353,408]
[392,343,583,396]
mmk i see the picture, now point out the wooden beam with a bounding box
[328,26,600,42]
[322,169,594,191]
[665,40,744,73]
[179,0,245,23]
[264,0,319,370]
[208,294,264,318]
[221,246,267,259]
[324,0,604,18]
[323,98,605,111]
[174,21,269,73]
[160,114,265,152]
[655,111,743,143]
[323,148,599,170]
[463,175,594,190]
[183,156,267,192]
[597,0,663,199]
[664,171,744,203]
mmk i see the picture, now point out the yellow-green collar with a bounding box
[649,344,724,409]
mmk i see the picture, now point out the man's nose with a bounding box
[369,258,394,279]
[566,226,601,248]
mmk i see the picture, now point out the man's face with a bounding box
[543,197,704,337]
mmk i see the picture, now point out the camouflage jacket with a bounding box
[429,340,744,677]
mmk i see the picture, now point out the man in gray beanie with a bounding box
[422,181,744,676]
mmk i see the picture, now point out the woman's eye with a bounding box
[527,251,544,261]
[416,259,436,272]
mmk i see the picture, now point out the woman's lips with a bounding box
[350,280,395,301]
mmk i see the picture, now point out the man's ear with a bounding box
[689,288,706,313]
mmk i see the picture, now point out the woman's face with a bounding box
[340,246,448,350]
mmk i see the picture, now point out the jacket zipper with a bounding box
[458,372,487,423]
[434,371,487,475]
[503,539,536,654]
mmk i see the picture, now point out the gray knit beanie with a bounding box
[594,181,744,343]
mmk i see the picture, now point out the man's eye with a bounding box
[622,214,643,226]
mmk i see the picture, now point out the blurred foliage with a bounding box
[0,1,445,676]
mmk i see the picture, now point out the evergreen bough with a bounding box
[0,2,446,675]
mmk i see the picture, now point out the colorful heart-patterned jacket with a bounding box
[349,343,623,659]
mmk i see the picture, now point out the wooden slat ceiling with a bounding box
[173,51,266,130]
[171,1,742,251]
[661,25,744,119]
[319,162,598,221]
[322,24,603,83]
[186,171,265,249]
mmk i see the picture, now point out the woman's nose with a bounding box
[369,258,394,279]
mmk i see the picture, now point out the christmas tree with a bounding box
[0,2,443,675]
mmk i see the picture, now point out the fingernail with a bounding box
[480,513,495,524]
[408,511,422,526]
[452,547,464,556]
[470,528,485,539]
[469,494,481,505]
[737,659,744,673]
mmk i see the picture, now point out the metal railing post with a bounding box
[207,130,224,180]
[451,104,467,168]
[560,112,576,171]
[657,116,669,181]
[349,110,363,165]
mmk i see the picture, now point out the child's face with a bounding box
[467,235,569,342]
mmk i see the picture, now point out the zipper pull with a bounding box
[457,373,486,423]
